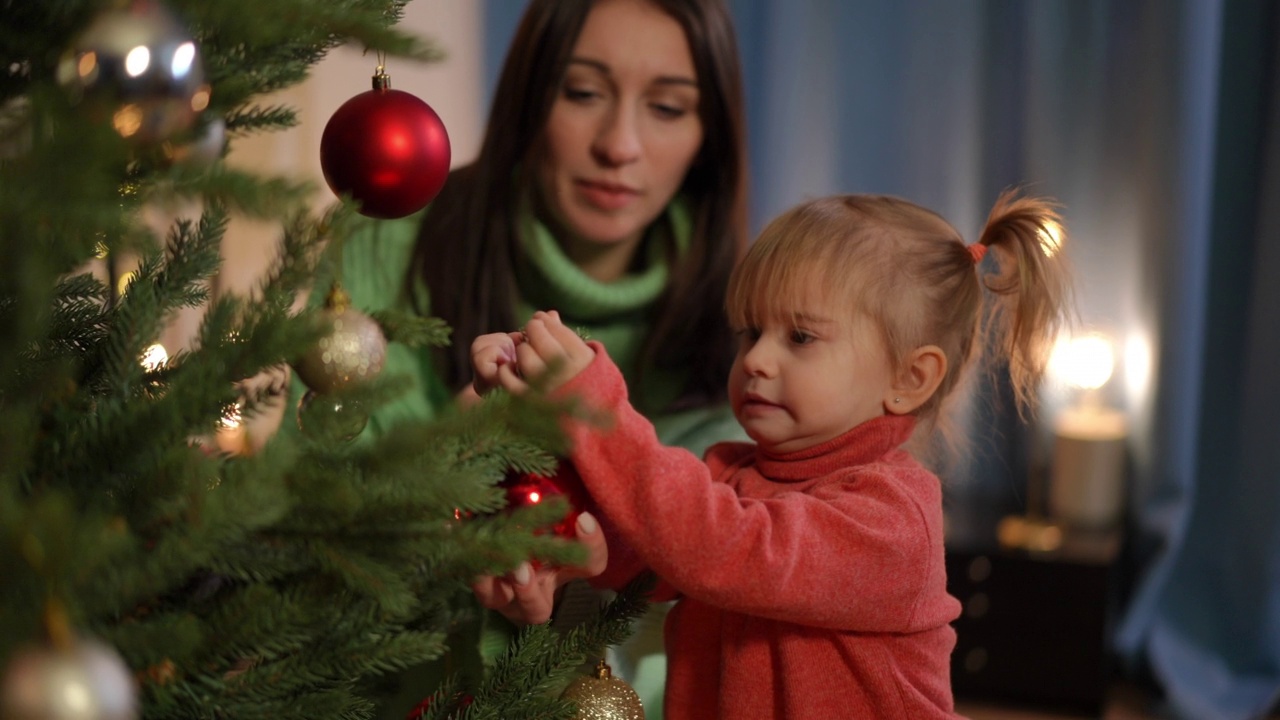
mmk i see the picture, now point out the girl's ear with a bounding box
[884,345,947,415]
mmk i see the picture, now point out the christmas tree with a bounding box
[0,2,646,719]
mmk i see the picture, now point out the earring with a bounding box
[893,397,902,404]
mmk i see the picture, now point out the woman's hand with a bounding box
[471,511,608,625]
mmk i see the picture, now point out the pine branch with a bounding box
[155,206,228,309]
[168,166,314,221]
[17,272,111,377]
[225,105,299,135]
[372,309,451,350]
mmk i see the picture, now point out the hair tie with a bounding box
[967,243,988,265]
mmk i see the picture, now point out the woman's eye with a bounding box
[563,86,600,103]
[650,103,688,120]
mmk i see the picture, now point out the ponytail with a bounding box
[975,189,1076,415]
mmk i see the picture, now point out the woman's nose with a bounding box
[591,106,642,167]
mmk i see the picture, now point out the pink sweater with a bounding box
[557,344,962,720]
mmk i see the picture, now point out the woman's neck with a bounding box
[530,192,647,283]
[560,232,646,283]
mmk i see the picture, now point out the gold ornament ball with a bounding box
[560,660,644,720]
[294,305,387,394]
[1,639,138,720]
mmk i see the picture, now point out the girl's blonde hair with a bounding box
[726,191,1074,438]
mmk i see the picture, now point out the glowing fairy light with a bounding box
[220,402,243,430]
[140,343,168,371]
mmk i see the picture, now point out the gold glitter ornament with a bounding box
[559,659,644,720]
[294,285,387,394]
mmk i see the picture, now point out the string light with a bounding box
[140,343,167,371]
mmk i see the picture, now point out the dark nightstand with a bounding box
[945,515,1122,715]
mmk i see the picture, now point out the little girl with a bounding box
[471,191,1074,719]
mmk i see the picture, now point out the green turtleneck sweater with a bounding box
[332,203,745,457]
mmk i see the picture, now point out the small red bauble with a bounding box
[500,461,588,539]
[405,693,471,720]
[319,72,450,219]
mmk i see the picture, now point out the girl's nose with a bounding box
[740,339,777,378]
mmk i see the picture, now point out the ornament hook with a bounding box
[372,50,390,90]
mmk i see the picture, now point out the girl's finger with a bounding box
[514,337,551,379]
[496,362,527,393]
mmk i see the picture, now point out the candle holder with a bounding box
[1045,332,1128,529]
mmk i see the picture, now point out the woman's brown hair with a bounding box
[410,0,748,409]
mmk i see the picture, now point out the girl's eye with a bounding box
[790,329,814,345]
[734,327,761,345]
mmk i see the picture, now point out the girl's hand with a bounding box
[471,511,609,625]
[470,330,524,397]
[512,310,594,393]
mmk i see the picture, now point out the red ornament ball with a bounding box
[405,693,471,720]
[501,462,588,539]
[319,79,450,219]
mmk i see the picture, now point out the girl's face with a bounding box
[728,291,897,454]
[535,0,704,282]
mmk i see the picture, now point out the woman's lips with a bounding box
[577,180,639,210]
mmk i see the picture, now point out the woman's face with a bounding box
[535,0,704,282]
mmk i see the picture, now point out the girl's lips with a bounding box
[577,180,638,210]
[739,395,785,416]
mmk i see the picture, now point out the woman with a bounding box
[330,1,750,716]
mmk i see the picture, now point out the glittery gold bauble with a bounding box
[560,660,643,720]
[294,303,387,394]
[1,639,138,720]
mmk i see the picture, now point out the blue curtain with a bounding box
[482,2,1280,717]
